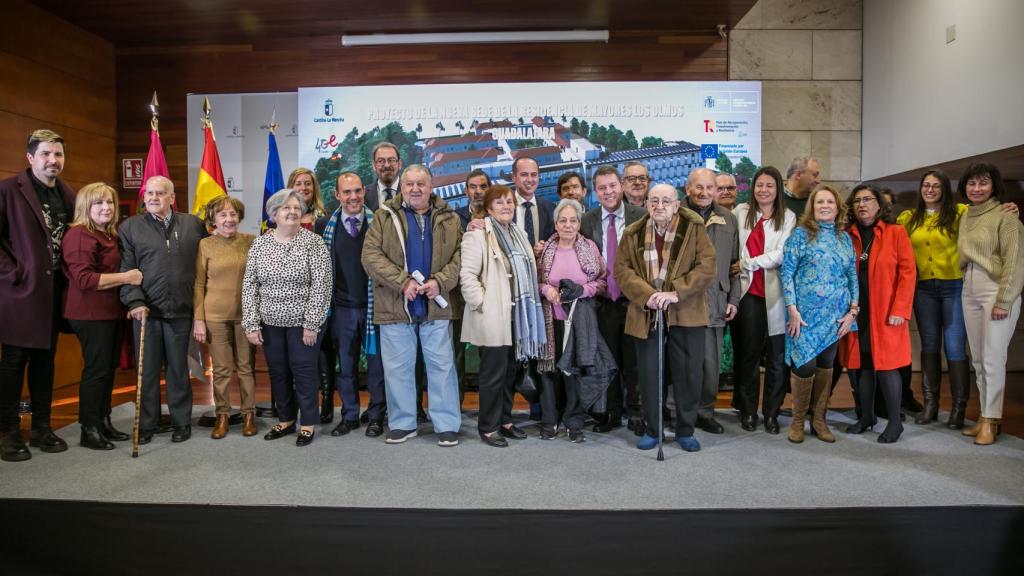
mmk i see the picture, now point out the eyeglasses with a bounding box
[921,183,942,190]
[853,196,877,205]
[719,186,737,191]
[374,158,400,166]
[647,198,677,206]
[624,176,649,184]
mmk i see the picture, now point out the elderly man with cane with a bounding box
[615,183,716,453]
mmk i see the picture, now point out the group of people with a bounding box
[1,129,1020,462]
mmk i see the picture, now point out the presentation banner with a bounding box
[298,81,761,208]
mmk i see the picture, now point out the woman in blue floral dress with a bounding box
[781,185,859,444]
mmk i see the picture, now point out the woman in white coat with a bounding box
[461,185,543,447]
[731,166,797,434]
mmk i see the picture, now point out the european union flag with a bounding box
[701,144,719,160]
[262,131,285,231]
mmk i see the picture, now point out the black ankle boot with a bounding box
[946,360,969,429]
[101,416,130,441]
[80,426,115,450]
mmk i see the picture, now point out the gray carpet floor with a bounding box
[2,404,1022,510]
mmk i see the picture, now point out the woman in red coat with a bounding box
[840,184,916,443]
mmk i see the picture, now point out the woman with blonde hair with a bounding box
[781,185,858,444]
[193,194,257,439]
[287,168,326,230]
[62,183,143,450]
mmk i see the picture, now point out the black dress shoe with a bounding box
[592,416,622,433]
[331,420,360,437]
[171,426,191,443]
[296,429,315,447]
[264,422,296,440]
[764,416,780,435]
[365,419,384,438]
[845,421,873,434]
[697,416,726,434]
[479,431,509,447]
[539,425,556,440]
[100,416,130,442]
[138,430,154,445]
[627,416,646,437]
[499,425,527,439]
[80,426,115,451]
[29,427,68,453]
[0,432,31,462]
[739,413,757,432]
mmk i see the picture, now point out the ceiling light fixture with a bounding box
[341,30,609,47]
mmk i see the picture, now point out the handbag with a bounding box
[514,362,541,404]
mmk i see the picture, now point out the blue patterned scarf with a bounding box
[322,206,378,354]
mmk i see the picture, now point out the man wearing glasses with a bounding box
[622,161,651,207]
[365,142,403,211]
[715,172,738,210]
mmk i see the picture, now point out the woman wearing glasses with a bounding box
[840,185,916,443]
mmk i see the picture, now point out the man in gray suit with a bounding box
[364,142,403,211]
[685,167,740,434]
[580,165,646,434]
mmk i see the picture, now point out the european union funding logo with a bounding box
[701,144,719,160]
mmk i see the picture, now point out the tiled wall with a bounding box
[731,0,862,195]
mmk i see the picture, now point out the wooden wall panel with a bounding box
[0,0,116,190]
[115,30,727,207]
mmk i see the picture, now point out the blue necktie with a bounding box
[522,201,535,246]
[347,216,359,238]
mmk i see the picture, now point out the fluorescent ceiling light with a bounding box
[341,30,609,47]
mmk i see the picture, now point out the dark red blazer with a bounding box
[62,226,124,321]
[0,169,75,348]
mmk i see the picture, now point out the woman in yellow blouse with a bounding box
[896,170,970,429]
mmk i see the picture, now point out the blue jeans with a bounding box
[913,279,967,361]
[379,320,461,433]
[332,305,385,422]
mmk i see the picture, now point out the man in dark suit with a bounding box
[315,172,386,438]
[685,167,740,434]
[579,165,646,434]
[364,142,403,211]
[511,157,554,251]
[0,129,76,462]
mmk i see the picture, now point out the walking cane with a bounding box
[132,309,147,458]
[656,308,665,462]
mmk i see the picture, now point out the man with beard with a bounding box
[623,161,651,207]
[456,169,490,230]
[365,142,403,211]
[0,129,76,461]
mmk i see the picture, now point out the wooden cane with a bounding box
[131,310,148,458]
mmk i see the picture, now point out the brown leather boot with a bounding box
[974,418,1000,445]
[211,414,229,439]
[962,417,985,437]
[242,412,258,437]
[788,373,814,443]
[811,368,835,443]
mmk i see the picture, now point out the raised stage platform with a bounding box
[2,405,1022,575]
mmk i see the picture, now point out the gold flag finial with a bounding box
[149,91,160,131]
[202,97,213,129]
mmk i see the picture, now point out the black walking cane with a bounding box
[656,308,665,462]
[132,310,147,458]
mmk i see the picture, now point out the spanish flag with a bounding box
[192,122,227,216]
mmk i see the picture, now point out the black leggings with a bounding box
[791,341,838,379]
